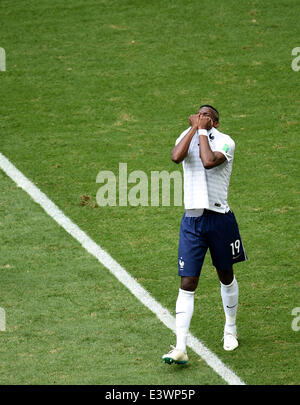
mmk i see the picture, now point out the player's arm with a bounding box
[199,136,226,169]
[198,116,226,169]
[171,114,199,164]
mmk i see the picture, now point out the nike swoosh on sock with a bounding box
[226,304,237,309]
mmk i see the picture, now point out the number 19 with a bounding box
[230,239,240,256]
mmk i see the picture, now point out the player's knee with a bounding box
[217,268,234,285]
[180,276,199,292]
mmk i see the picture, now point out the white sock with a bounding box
[220,277,239,335]
[175,288,194,352]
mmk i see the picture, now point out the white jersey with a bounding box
[175,126,235,213]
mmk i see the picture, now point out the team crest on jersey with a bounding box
[179,257,184,270]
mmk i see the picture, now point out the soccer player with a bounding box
[162,105,247,365]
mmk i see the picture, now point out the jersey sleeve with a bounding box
[175,127,191,146]
[214,137,235,162]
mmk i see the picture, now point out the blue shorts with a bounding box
[178,210,247,277]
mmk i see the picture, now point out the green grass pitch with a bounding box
[0,0,299,385]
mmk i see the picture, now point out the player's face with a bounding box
[198,107,219,128]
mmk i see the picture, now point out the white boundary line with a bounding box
[0,152,245,385]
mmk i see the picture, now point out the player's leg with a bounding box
[162,214,207,365]
[207,210,246,351]
[216,267,239,351]
[176,275,199,353]
[175,276,199,348]
[162,277,199,364]
[215,266,234,286]
[180,275,199,291]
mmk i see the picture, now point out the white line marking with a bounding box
[0,152,245,385]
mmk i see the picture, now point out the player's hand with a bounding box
[198,114,213,130]
[189,114,200,128]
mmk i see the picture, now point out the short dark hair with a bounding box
[199,104,219,122]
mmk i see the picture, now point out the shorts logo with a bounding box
[179,257,184,270]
